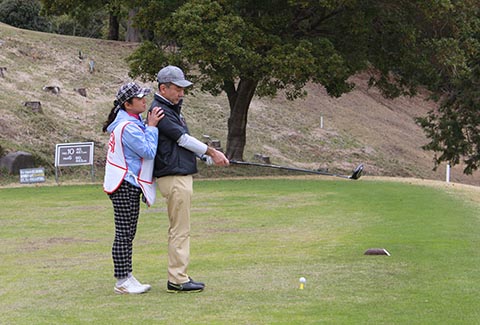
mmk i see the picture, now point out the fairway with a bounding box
[1,178,479,324]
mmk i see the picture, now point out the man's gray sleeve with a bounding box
[177,133,208,156]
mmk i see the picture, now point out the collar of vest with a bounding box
[154,93,183,113]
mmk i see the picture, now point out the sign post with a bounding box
[55,142,95,183]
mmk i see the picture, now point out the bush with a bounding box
[0,0,51,32]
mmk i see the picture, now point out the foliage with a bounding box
[48,12,105,38]
[0,0,51,32]
[131,0,355,98]
[127,0,480,171]
[40,0,129,40]
[414,2,480,174]
[129,0,364,159]
[417,59,480,174]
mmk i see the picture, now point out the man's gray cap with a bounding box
[156,65,193,88]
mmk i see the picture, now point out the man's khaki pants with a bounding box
[157,175,193,284]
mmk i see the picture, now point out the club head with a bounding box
[350,164,364,180]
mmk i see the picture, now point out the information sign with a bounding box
[20,167,46,183]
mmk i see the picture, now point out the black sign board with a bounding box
[55,142,94,167]
[54,142,95,182]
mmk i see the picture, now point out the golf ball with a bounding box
[299,277,306,283]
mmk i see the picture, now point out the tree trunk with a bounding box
[108,13,119,40]
[225,78,258,161]
[126,8,141,42]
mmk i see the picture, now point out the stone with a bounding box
[0,151,35,174]
[24,101,43,113]
[43,86,61,94]
[74,88,87,97]
[253,153,271,164]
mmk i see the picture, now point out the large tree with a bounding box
[129,0,480,170]
[129,0,358,160]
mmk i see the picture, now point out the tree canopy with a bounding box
[0,0,50,32]
[414,2,480,174]
[127,0,480,172]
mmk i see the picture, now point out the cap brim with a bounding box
[171,80,193,88]
[135,88,152,98]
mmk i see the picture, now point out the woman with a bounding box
[102,82,164,294]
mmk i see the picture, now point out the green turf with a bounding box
[0,179,479,324]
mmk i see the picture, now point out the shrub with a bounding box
[0,0,51,32]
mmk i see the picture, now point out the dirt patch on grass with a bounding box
[19,237,98,253]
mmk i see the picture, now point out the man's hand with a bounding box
[205,147,230,166]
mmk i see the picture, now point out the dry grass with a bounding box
[1,22,480,186]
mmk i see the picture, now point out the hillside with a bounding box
[1,22,480,186]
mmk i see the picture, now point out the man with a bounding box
[150,65,230,293]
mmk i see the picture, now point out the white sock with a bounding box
[116,277,128,286]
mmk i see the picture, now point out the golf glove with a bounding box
[201,155,214,166]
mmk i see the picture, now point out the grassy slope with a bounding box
[1,22,480,186]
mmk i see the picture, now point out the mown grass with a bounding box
[0,178,479,324]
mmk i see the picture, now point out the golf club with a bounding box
[229,160,364,180]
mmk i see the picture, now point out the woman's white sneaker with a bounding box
[114,277,150,294]
[129,275,151,292]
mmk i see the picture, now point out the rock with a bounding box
[23,101,43,113]
[43,86,61,94]
[74,88,87,97]
[0,151,35,174]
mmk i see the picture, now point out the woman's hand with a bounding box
[147,107,164,126]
